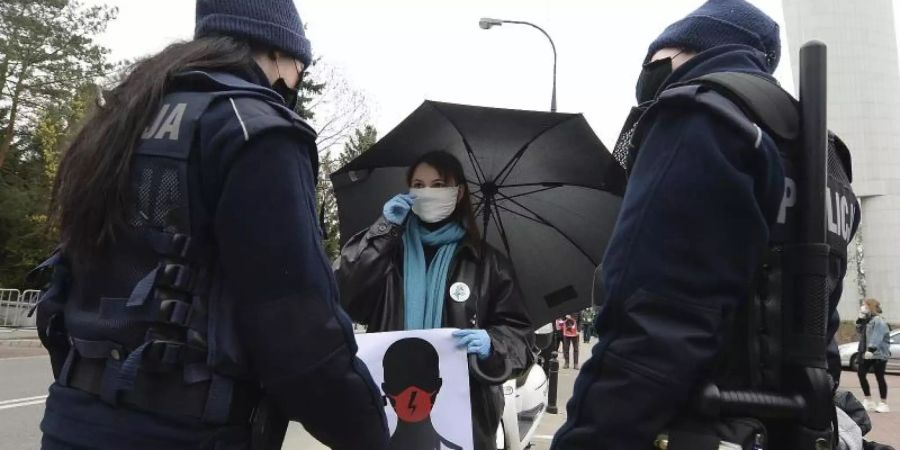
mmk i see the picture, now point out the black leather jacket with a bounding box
[337,216,533,450]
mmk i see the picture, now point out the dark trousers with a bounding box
[858,358,888,399]
[581,325,591,343]
[562,336,579,366]
[42,436,93,450]
[554,330,563,352]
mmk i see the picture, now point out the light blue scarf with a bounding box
[402,216,466,330]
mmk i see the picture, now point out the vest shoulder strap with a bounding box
[175,70,317,140]
[637,72,797,153]
[829,132,853,183]
[688,72,800,143]
[677,72,854,182]
[635,82,764,152]
[138,71,319,173]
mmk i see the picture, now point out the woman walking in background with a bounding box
[857,298,891,413]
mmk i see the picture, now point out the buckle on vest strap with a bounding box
[171,234,193,259]
[147,230,198,261]
[147,340,184,365]
[160,299,193,327]
[159,264,193,291]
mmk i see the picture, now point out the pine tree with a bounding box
[0,0,116,169]
[316,125,378,261]
[339,125,377,167]
[0,83,98,286]
[294,57,325,121]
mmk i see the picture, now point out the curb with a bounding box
[0,339,42,348]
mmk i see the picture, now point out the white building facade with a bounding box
[783,0,900,324]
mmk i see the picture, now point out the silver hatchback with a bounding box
[839,329,900,372]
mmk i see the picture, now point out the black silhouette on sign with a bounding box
[382,338,462,450]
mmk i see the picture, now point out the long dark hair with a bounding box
[405,151,480,240]
[51,36,258,263]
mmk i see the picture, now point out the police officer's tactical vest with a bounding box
[623,72,858,449]
[28,71,316,425]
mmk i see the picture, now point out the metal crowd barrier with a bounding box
[0,289,41,328]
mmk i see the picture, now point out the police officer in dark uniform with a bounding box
[33,1,389,449]
[552,1,858,449]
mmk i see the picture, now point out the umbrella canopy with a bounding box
[331,101,626,326]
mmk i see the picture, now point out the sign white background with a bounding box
[356,328,475,449]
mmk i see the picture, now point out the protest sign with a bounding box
[356,329,474,450]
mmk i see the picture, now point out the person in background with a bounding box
[857,298,891,413]
[337,150,532,450]
[580,308,595,344]
[555,317,565,353]
[562,314,580,370]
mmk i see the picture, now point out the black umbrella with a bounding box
[331,101,626,327]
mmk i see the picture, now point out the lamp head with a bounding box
[479,18,503,30]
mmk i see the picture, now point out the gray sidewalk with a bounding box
[282,340,588,449]
[282,339,900,449]
[0,328,40,347]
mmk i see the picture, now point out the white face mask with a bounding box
[410,187,460,223]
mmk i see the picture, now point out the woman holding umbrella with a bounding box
[338,150,533,450]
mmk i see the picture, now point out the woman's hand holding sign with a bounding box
[453,329,492,360]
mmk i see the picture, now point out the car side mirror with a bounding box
[534,323,554,351]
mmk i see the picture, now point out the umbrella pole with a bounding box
[481,188,562,414]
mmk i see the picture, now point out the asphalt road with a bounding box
[4,341,893,449]
[0,346,570,450]
[0,354,53,450]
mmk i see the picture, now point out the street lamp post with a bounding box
[479,18,558,112]
[479,16,562,415]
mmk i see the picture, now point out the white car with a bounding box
[839,329,900,372]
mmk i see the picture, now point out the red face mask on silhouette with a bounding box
[387,385,437,423]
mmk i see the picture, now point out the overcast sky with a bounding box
[85,0,900,147]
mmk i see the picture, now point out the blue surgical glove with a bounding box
[452,329,492,360]
[383,194,415,225]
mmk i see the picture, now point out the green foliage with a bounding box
[0,166,51,287]
[0,0,117,168]
[339,125,377,167]
[0,83,96,287]
[316,125,378,260]
[295,57,326,121]
[0,4,374,286]
[316,151,341,259]
[0,0,112,287]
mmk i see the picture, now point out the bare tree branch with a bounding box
[307,59,372,155]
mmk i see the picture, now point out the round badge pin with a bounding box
[449,282,471,303]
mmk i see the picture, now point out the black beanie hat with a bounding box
[647,0,781,73]
[195,0,312,67]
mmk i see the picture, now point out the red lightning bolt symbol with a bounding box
[407,390,418,415]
